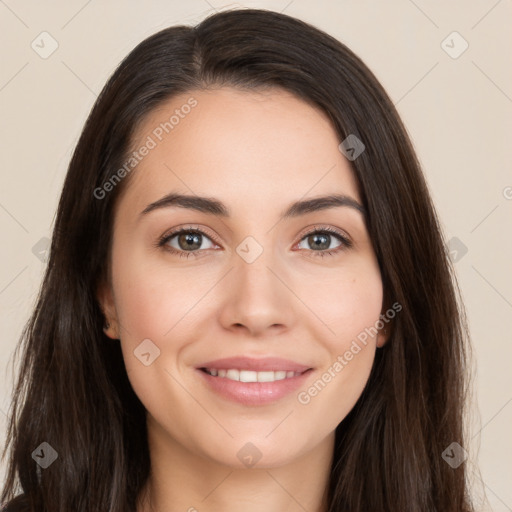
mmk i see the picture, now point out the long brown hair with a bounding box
[1,8,473,511]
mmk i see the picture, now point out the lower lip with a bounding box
[196,369,313,406]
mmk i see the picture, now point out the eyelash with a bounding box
[155,225,353,259]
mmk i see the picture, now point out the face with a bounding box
[99,86,388,469]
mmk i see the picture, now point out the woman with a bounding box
[1,8,474,512]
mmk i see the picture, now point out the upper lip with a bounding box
[196,356,312,373]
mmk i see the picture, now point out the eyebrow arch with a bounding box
[139,193,366,219]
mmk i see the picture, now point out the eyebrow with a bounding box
[139,192,366,220]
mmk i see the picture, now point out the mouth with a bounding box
[194,357,314,406]
[199,367,306,382]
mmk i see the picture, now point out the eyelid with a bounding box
[158,224,222,247]
[294,224,352,246]
[156,223,352,256]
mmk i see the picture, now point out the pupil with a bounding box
[310,234,329,250]
[176,232,331,252]
[179,232,201,251]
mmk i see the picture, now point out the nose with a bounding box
[218,244,297,337]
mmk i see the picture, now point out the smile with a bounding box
[201,368,303,382]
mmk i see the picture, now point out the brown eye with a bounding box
[175,232,204,251]
[158,228,219,258]
[303,233,336,251]
[296,227,352,257]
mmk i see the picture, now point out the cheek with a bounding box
[297,257,384,346]
[292,260,382,422]
[110,250,204,416]
[111,247,215,342]
[107,246,192,392]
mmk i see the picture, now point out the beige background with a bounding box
[1,0,511,509]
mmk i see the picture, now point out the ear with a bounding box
[377,295,394,348]
[97,281,120,340]
[376,323,391,348]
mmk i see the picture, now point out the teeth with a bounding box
[257,371,276,382]
[204,368,302,382]
[226,369,239,381]
[240,370,257,382]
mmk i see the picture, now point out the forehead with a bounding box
[120,86,361,216]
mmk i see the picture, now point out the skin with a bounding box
[98,87,389,512]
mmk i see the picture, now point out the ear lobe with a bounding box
[97,282,120,340]
[378,297,394,348]
[377,324,391,348]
